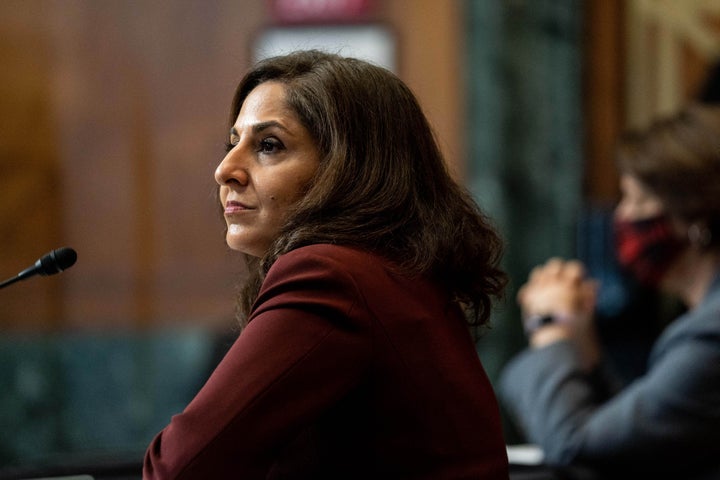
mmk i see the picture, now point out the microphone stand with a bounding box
[0,275,25,290]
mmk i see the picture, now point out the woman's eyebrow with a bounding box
[230,121,293,138]
[252,120,294,136]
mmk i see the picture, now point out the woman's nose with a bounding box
[215,148,249,187]
[613,200,629,221]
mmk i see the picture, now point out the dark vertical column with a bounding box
[464,0,585,441]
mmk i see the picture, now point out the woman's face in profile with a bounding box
[215,81,321,257]
[615,173,665,222]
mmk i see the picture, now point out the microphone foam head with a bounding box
[38,247,78,275]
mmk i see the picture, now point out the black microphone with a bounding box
[0,247,77,290]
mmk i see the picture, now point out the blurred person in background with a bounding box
[500,104,720,479]
[143,50,510,479]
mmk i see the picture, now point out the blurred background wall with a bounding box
[1,0,720,472]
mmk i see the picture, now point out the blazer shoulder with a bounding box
[275,244,391,276]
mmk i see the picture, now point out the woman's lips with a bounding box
[224,200,253,214]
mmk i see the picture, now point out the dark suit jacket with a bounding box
[144,244,509,479]
[500,271,720,479]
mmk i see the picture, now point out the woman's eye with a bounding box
[259,138,284,154]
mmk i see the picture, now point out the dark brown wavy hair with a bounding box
[616,104,720,248]
[228,50,506,328]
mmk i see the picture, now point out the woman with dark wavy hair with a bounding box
[144,50,508,479]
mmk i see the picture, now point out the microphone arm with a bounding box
[0,275,24,290]
[0,247,78,290]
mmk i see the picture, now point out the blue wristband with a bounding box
[523,314,555,336]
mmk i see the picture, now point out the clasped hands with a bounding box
[517,258,601,369]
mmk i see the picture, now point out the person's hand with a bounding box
[518,258,596,319]
[517,258,600,369]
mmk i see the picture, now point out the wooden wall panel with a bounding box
[380,0,465,180]
[0,14,63,329]
[583,0,624,205]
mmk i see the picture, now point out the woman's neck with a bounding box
[664,250,720,308]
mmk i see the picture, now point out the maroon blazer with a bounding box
[143,244,509,479]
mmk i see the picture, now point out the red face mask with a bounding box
[614,214,684,288]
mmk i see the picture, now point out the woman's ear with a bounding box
[688,221,713,249]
